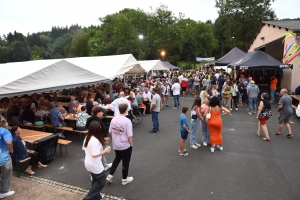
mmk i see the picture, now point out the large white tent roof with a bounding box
[0,54,145,98]
[138,60,169,72]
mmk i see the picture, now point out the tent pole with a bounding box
[78,87,82,102]
[54,91,57,102]
[110,81,113,101]
[123,75,126,87]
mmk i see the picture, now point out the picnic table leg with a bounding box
[59,145,67,158]
[79,133,83,145]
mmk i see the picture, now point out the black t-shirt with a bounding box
[218,77,226,88]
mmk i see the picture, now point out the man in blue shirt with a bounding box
[49,103,66,138]
[0,128,14,199]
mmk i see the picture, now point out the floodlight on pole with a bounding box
[161,50,166,61]
[138,34,144,60]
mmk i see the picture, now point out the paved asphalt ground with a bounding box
[29,95,300,200]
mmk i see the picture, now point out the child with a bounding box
[179,107,190,156]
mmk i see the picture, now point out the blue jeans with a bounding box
[190,119,198,145]
[0,157,12,194]
[173,95,180,108]
[152,111,159,131]
[83,170,106,200]
[200,119,210,144]
[248,98,257,112]
[270,89,275,101]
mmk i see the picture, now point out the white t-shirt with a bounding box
[178,75,183,84]
[110,97,131,116]
[0,115,8,127]
[143,91,152,100]
[172,83,181,95]
[82,136,104,174]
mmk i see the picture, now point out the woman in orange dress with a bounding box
[206,96,230,153]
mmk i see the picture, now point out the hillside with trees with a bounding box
[0,2,280,68]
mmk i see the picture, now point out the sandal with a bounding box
[25,169,35,175]
[286,134,294,138]
[38,163,48,168]
[273,133,282,136]
[263,138,270,141]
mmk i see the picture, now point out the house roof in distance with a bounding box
[263,20,300,31]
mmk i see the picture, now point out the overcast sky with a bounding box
[0,0,299,37]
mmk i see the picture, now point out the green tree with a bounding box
[8,41,31,62]
[215,0,276,50]
[30,46,50,60]
[51,33,72,58]
[69,30,89,57]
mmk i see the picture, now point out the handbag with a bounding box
[191,106,197,119]
[206,107,211,120]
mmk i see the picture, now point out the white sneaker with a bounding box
[210,147,215,153]
[58,133,65,138]
[230,108,232,111]
[179,152,189,156]
[203,142,207,146]
[178,148,186,153]
[194,142,201,147]
[190,144,198,149]
[104,163,112,171]
[106,174,113,183]
[236,108,238,111]
[217,145,224,151]
[173,107,177,109]
[0,191,15,199]
[122,176,134,185]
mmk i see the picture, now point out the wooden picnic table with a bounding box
[291,95,300,101]
[0,108,8,114]
[21,129,52,143]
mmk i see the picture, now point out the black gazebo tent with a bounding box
[227,50,290,70]
[215,47,246,66]
[163,61,180,70]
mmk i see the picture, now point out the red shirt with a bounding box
[181,80,188,87]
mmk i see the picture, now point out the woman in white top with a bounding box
[199,85,210,104]
[211,85,220,98]
[82,121,111,200]
[231,79,239,111]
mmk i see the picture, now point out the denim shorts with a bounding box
[180,130,188,140]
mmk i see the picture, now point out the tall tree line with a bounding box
[0,2,282,67]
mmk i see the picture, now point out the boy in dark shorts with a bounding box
[178,107,190,156]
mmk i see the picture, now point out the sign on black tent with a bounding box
[227,50,291,70]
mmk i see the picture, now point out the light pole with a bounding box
[161,50,165,61]
[232,36,235,48]
[138,34,143,60]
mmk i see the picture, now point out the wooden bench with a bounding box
[105,115,114,119]
[57,139,72,157]
[14,157,31,177]
[19,124,44,130]
[44,124,87,144]
[8,122,44,130]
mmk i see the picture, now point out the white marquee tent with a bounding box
[0,54,145,98]
[138,60,169,72]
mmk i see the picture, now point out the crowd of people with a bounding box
[0,64,296,199]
